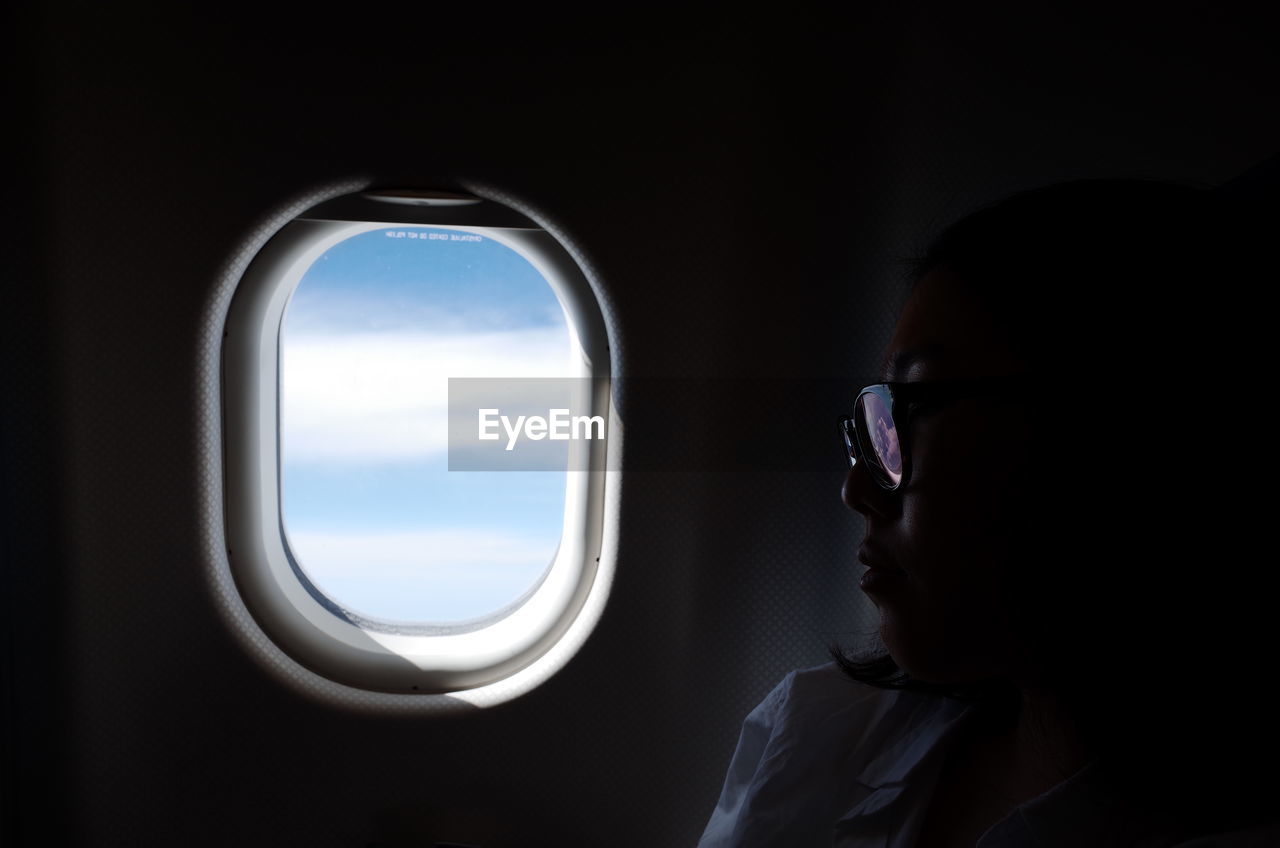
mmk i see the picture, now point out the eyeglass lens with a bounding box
[855,391,903,489]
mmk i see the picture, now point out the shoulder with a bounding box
[743,661,887,727]
[698,662,959,848]
[746,661,962,752]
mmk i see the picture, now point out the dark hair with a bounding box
[831,177,1277,834]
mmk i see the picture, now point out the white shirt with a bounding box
[697,661,1280,847]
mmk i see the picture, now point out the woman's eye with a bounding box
[904,398,933,416]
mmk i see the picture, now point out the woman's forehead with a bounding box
[884,267,1029,380]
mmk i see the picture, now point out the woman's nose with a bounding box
[842,457,893,520]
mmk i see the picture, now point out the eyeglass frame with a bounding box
[837,374,1039,491]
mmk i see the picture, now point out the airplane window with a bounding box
[219,189,614,701]
[279,226,570,623]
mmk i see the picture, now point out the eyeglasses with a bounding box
[837,375,1037,491]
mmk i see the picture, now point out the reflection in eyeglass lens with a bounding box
[859,393,903,486]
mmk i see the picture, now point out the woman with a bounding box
[699,175,1278,846]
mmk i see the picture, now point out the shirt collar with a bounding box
[848,690,977,789]
[833,687,1205,846]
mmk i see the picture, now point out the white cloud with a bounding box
[286,528,557,621]
[281,327,574,463]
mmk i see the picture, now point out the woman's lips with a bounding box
[858,544,906,574]
[858,544,907,593]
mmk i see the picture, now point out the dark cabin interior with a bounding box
[5,3,1278,845]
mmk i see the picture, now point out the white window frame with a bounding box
[220,193,613,696]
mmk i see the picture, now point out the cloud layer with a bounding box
[281,327,573,463]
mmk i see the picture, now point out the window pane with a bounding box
[279,227,571,623]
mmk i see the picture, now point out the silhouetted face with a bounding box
[843,266,1036,685]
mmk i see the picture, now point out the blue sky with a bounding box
[279,227,572,623]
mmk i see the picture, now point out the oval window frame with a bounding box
[219,189,613,696]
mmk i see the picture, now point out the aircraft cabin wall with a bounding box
[5,3,1278,846]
